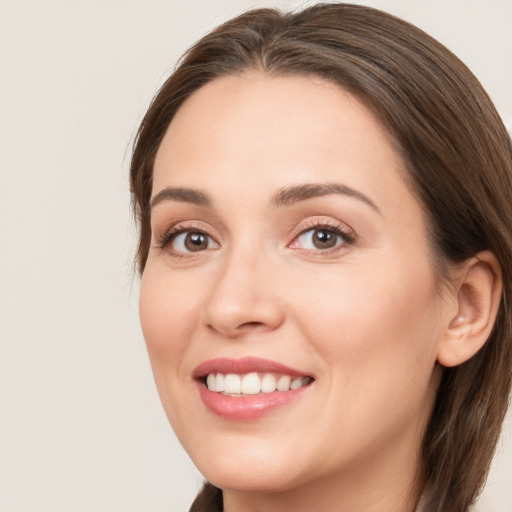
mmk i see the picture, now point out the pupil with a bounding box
[313,230,336,248]
[185,232,207,251]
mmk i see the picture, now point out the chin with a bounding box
[203,465,301,494]
[187,438,306,493]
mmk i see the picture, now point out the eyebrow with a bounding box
[149,182,380,213]
[270,183,380,212]
[150,187,212,209]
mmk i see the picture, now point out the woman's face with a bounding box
[140,74,450,495]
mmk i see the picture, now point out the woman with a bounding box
[130,4,512,511]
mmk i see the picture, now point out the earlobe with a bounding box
[437,251,502,368]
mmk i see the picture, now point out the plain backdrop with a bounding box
[1,1,511,511]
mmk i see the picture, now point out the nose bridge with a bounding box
[202,238,284,337]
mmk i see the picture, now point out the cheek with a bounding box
[292,258,442,387]
[139,267,201,377]
[287,262,442,464]
[139,266,207,434]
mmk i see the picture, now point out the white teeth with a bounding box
[276,375,291,391]
[241,373,261,394]
[215,373,225,392]
[205,372,311,394]
[224,374,241,394]
[206,373,216,390]
[290,377,303,390]
[261,374,277,393]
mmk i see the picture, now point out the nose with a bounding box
[202,251,285,338]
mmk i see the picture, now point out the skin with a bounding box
[139,74,466,512]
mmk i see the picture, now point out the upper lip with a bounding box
[193,357,312,379]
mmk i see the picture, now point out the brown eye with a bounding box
[184,232,208,251]
[171,231,217,253]
[295,227,349,251]
[312,230,338,249]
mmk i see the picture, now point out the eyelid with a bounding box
[155,220,220,251]
[288,217,357,251]
[290,216,356,239]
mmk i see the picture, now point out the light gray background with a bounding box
[1,1,511,511]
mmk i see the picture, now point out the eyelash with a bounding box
[291,220,356,253]
[155,219,356,257]
[156,222,217,253]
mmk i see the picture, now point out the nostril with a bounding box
[239,321,265,329]
[206,321,265,336]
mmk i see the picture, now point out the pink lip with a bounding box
[193,357,313,421]
[193,357,309,378]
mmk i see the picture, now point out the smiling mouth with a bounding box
[194,358,314,419]
[204,372,313,396]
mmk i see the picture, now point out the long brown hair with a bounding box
[130,4,512,511]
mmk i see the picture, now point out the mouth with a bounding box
[204,372,312,396]
[193,357,314,420]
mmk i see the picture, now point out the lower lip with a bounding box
[197,383,311,420]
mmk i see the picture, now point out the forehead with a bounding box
[153,73,419,221]
[157,74,398,176]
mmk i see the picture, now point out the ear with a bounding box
[437,251,502,367]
